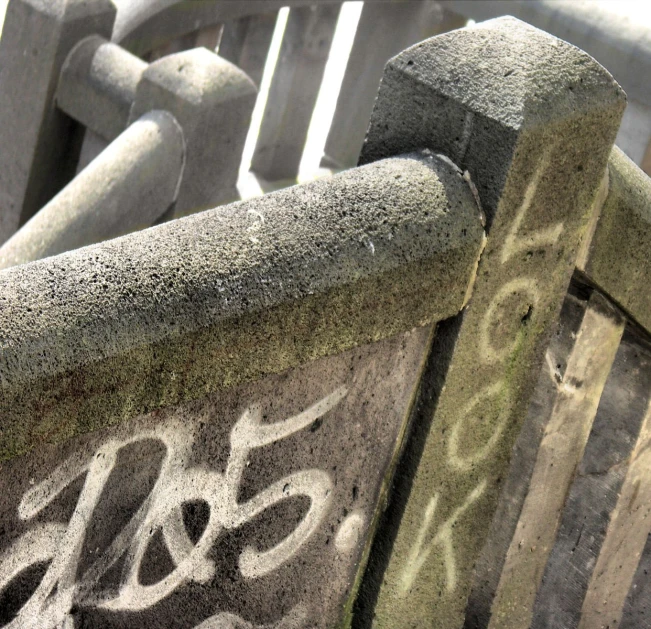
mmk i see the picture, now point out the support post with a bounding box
[0,0,116,244]
[355,17,625,628]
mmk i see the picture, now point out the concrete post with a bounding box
[129,47,257,215]
[219,11,278,87]
[322,2,466,170]
[0,0,116,244]
[355,17,625,628]
[251,4,341,182]
[0,110,185,269]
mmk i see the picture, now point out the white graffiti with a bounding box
[0,387,348,628]
[500,145,563,265]
[398,481,487,597]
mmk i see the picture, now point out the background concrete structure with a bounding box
[0,3,650,629]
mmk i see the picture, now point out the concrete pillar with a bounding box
[0,0,116,244]
[219,11,278,87]
[0,110,185,269]
[250,4,341,182]
[322,2,466,170]
[129,47,257,215]
[355,17,625,628]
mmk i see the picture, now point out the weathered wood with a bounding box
[322,2,466,169]
[464,285,588,628]
[250,4,340,182]
[486,292,624,629]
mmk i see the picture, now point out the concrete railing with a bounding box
[0,4,650,629]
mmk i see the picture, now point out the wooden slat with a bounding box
[529,327,651,628]
[486,292,624,629]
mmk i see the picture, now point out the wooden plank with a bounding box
[529,327,651,628]
[250,4,340,182]
[485,292,624,629]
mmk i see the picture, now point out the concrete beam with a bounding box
[0,0,116,244]
[0,110,185,269]
[355,17,625,628]
[579,147,651,336]
[130,47,257,214]
[57,35,147,142]
[0,153,483,463]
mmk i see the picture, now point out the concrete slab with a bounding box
[0,326,431,628]
[355,17,625,628]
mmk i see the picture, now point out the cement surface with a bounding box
[0,327,431,628]
[581,146,651,335]
[0,154,483,462]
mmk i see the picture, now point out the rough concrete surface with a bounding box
[0,0,116,244]
[57,35,147,142]
[581,146,651,335]
[0,326,431,629]
[0,110,185,269]
[0,154,483,463]
[356,17,625,629]
[130,47,257,214]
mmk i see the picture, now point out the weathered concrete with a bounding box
[445,0,651,173]
[580,147,651,336]
[0,325,432,628]
[0,154,483,463]
[57,35,147,142]
[322,2,466,170]
[251,4,340,182]
[355,17,625,628]
[0,110,185,269]
[219,11,278,87]
[130,47,257,214]
[0,0,116,244]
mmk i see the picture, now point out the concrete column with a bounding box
[0,110,185,269]
[219,11,278,87]
[322,2,466,170]
[355,17,625,628]
[250,4,341,182]
[129,47,257,215]
[0,0,116,244]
